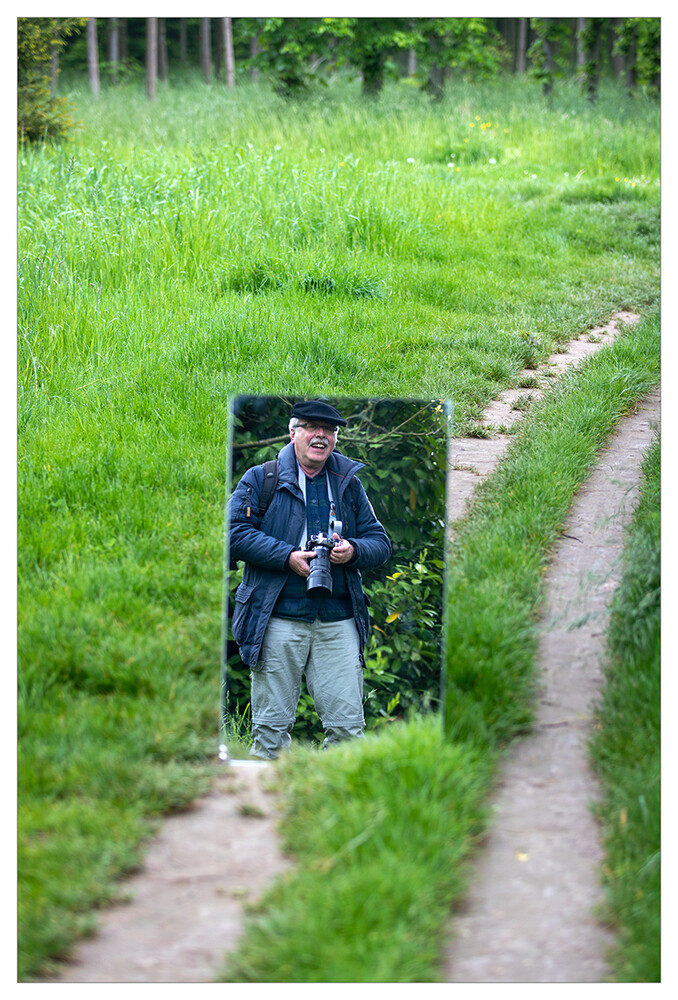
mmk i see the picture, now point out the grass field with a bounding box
[17,74,660,980]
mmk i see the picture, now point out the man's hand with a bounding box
[329,537,355,564]
[289,549,317,578]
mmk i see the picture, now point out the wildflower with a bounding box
[407,157,415,163]
[489,158,496,164]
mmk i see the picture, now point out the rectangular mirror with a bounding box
[220,395,451,763]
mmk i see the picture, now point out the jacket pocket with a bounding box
[231,582,254,644]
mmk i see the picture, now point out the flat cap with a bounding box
[290,400,347,427]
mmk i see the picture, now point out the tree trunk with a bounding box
[407,47,416,77]
[146,17,158,100]
[223,18,235,89]
[200,18,211,84]
[361,48,385,96]
[626,34,638,96]
[576,17,586,70]
[158,18,168,81]
[582,18,603,102]
[249,35,260,82]
[611,18,625,78]
[180,18,187,64]
[108,17,119,84]
[542,20,554,97]
[120,18,127,63]
[516,18,527,74]
[87,18,100,97]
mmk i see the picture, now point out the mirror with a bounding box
[220,395,451,763]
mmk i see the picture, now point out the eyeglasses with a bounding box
[297,422,338,435]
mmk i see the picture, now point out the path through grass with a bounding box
[17,75,659,979]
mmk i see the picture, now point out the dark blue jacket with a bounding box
[228,441,391,669]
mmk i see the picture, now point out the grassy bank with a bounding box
[590,438,661,982]
[17,75,659,979]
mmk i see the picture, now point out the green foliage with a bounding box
[615,18,661,96]
[321,17,412,95]
[17,17,85,143]
[578,17,607,103]
[527,17,572,96]
[590,438,660,981]
[246,17,326,96]
[363,552,444,721]
[413,17,507,96]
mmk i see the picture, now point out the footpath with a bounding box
[53,313,659,983]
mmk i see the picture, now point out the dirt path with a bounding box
[53,763,288,983]
[52,313,658,984]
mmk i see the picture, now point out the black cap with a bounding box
[290,400,347,427]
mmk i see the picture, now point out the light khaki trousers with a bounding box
[250,615,365,759]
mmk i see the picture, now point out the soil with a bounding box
[51,312,660,984]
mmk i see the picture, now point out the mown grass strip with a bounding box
[220,315,659,983]
[590,437,660,982]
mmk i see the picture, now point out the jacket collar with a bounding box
[276,440,364,493]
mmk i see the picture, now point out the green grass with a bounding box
[443,316,660,747]
[215,318,660,984]
[590,438,660,982]
[17,73,660,980]
[220,716,493,983]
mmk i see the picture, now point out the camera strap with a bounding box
[298,467,335,548]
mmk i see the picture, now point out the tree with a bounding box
[222,17,235,88]
[579,17,606,102]
[108,17,120,84]
[516,17,528,73]
[146,17,157,100]
[245,17,325,96]
[17,17,85,142]
[615,18,660,97]
[86,17,99,97]
[200,17,211,84]
[413,18,506,98]
[320,17,410,95]
[527,17,570,97]
[158,17,168,82]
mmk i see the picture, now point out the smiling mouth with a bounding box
[310,440,328,450]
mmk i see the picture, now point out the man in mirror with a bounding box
[229,400,391,759]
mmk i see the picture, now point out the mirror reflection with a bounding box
[221,396,451,761]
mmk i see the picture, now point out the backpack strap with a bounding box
[258,458,361,518]
[258,459,279,516]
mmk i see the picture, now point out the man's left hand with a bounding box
[330,537,355,564]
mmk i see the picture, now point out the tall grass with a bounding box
[17,74,660,979]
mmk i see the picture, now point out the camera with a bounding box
[306,519,342,594]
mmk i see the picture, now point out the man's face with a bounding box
[291,421,338,475]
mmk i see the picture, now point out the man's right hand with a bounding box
[288,549,317,578]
